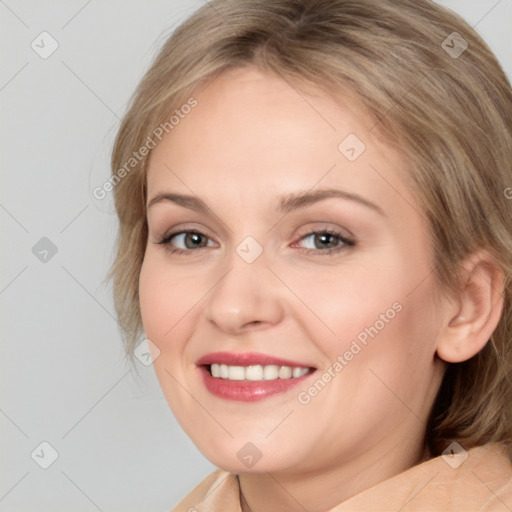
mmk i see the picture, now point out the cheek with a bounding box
[293,282,441,434]
[138,254,198,349]
[270,259,405,354]
[138,255,202,420]
[331,272,443,418]
[279,249,441,378]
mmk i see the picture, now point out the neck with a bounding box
[238,436,427,512]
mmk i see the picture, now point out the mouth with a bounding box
[208,363,311,380]
[196,352,316,402]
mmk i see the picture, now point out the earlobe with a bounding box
[436,252,505,364]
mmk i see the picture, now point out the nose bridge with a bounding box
[203,242,284,333]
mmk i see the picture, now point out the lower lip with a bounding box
[199,366,315,402]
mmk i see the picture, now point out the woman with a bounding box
[109,0,512,510]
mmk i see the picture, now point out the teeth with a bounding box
[263,365,279,380]
[228,366,245,380]
[278,366,292,379]
[219,364,229,379]
[246,365,263,381]
[293,367,309,378]
[209,363,310,381]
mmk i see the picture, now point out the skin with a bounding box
[138,67,503,512]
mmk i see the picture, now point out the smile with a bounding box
[209,363,310,380]
[196,352,316,401]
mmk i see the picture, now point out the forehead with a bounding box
[146,67,414,216]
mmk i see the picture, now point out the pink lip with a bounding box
[196,352,316,402]
[196,351,313,367]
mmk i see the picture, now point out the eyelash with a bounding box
[155,229,213,256]
[155,228,356,256]
[292,229,356,255]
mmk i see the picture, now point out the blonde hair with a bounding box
[109,0,512,457]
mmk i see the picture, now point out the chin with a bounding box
[194,437,308,474]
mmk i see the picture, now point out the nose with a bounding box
[203,256,285,335]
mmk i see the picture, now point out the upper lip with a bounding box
[196,351,315,368]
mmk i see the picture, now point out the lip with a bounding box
[196,351,314,367]
[196,351,316,402]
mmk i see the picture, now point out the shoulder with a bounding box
[170,469,241,512]
[336,443,512,511]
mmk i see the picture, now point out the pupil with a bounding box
[186,233,204,248]
[316,233,337,249]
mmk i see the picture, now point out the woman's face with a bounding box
[139,67,446,475]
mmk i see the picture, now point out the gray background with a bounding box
[1,1,511,510]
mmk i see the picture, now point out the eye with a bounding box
[156,230,216,252]
[295,230,355,253]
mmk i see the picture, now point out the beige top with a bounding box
[171,444,512,511]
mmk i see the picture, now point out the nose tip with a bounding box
[203,262,285,335]
[209,311,267,336]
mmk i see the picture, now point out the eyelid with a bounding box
[168,231,216,248]
[158,228,216,245]
[150,220,216,243]
[291,223,355,244]
[300,231,354,244]
[290,227,356,255]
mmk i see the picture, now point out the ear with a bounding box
[436,251,505,363]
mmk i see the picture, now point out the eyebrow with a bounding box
[146,189,385,216]
[147,192,208,213]
[278,189,386,216]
